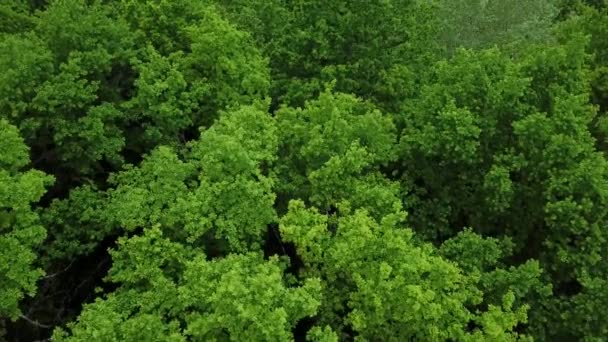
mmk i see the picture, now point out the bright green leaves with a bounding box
[176,107,278,251]
[0,0,135,178]
[0,119,30,171]
[54,299,186,342]
[329,214,472,341]
[0,34,54,120]
[117,0,211,55]
[44,104,278,258]
[280,201,539,340]
[54,227,322,341]
[124,47,194,146]
[104,146,194,233]
[172,105,277,251]
[306,145,401,220]
[0,120,53,319]
[108,226,191,288]
[51,227,189,341]
[1,0,270,182]
[306,325,339,342]
[277,91,395,169]
[279,201,332,272]
[3,1,608,341]
[217,0,439,107]
[181,253,321,341]
[182,12,270,111]
[190,104,277,178]
[276,91,400,218]
[462,291,530,342]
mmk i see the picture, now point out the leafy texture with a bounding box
[2,1,608,341]
[53,227,322,341]
[280,201,544,340]
[0,120,53,319]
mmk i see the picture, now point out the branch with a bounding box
[19,314,52,329]
[42,260,75,280]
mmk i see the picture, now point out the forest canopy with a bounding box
[1,0,608,341]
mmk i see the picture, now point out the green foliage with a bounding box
[116,0,211,55]
[2,1,608,341]
[0,0,134,177]
[0,120,53,319]
[280,201,543,340]
[557,5,608,150]
[0,1,35,34]
[275,90,400,218]
[398,47,531,240]
[53,226,322,341]
[217,0,439,108]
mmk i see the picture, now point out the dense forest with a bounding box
[1,0,608,340]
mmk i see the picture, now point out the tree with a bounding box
[0,0,135,179]
[3,1,608,340]
[0,0,35,34]
[121,2,270,149]
[52,226,322,341]
[436,0,559,54]
[275,90,401,219]
[394,31,608,339]
[0,119,53,319]
[280,200,547,340]
[556,4,608,151]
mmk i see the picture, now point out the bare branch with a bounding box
[42,260,75,280]
[19,314,52,329]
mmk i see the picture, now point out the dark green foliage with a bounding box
[275,90,400,218]
[0,0,268,183]
[0,1,35,34]
[217,0,439,109]
[42,104,277,261]
[52,226,322,341]
[280,201,545,341]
